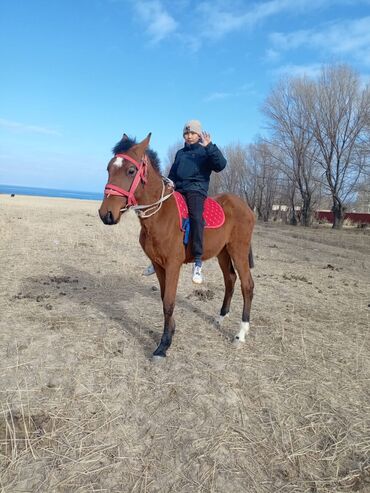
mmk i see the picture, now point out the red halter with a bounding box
[104,153,148,207]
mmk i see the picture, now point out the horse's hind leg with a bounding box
[230,247,254,343]
[217,248,237,325]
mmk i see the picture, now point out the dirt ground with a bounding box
[0,195,369,493]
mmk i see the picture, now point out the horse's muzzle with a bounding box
[99,210,118,225]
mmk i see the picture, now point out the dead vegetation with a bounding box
[0,195,369,492]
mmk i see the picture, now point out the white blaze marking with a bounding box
[114,157,123,167]
[235,321,250,342]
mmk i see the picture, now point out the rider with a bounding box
[143,119,227,284]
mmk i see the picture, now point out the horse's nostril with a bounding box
[99,210,114,225]
[102,210,116,225]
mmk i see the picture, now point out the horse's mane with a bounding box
[112,136,161,174]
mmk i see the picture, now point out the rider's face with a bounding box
[184,131,201,145]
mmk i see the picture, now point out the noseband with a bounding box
[104,153,148,207]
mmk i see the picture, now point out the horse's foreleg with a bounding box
[217,249,237,325]
[153,263,165,299]
[152,266,181,360]
[234,267,254,344]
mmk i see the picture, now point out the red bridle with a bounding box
[104,153,148,207]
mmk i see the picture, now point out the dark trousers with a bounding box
[183,191,206,263]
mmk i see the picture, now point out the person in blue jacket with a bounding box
[143,120,227,284]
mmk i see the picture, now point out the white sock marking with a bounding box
[235,322,250,342]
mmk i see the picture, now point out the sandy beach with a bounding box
[1,194,369,492]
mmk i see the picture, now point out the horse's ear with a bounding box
[121,133,129,141]
[134,133,152,156]
[142,133,151,148]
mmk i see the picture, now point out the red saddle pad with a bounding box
[174,192,225,229]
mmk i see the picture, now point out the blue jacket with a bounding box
[168,142,227,196]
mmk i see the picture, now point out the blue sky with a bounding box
[1,0,370,192]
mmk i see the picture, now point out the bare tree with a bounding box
[239,149,259,209]
[248,140,280,222]
[208,141,279,219]
[209,143,249,198]
[309,65,370,228]
[354,174,370,212]
[278,173,300,225]
[263,77,320,226]
[162,140,183,176]
[208,165,224,196]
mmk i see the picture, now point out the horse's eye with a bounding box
[127,166,136,176]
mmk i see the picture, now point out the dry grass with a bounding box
[0,195,369,492]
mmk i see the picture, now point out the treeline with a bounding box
[165,64,370,229]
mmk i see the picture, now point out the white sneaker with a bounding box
[143,264,155,276]
[192,265,203,284]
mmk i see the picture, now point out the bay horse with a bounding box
[99,133,255,360]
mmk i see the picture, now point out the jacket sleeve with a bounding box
[167,151,179,182]
[205,143,227,172]
[168,164,175,182]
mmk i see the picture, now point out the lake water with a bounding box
[0,184,102,201]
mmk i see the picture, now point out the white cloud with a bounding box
[134,1,177,43]
[195,0,345,40]
[0,118,61,136]
[203,92,233,102]
[264,48,281,63]
[269,17,370,66]
[271,63,323,79]
[196,3,246,39]
[203,83,257,102]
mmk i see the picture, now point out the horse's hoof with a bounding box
[152,355,166,363]
[215,313,229,327]
[232,337,245,347]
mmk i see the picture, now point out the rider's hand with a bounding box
[199,131,211,147]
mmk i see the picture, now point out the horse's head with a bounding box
[99,133,151,225]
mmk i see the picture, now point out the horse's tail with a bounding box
[248,245,254,269]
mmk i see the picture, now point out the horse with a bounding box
[99,133,255,360]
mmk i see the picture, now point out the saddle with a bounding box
[173,191,225,244]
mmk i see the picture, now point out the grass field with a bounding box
[1,195,369,492]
